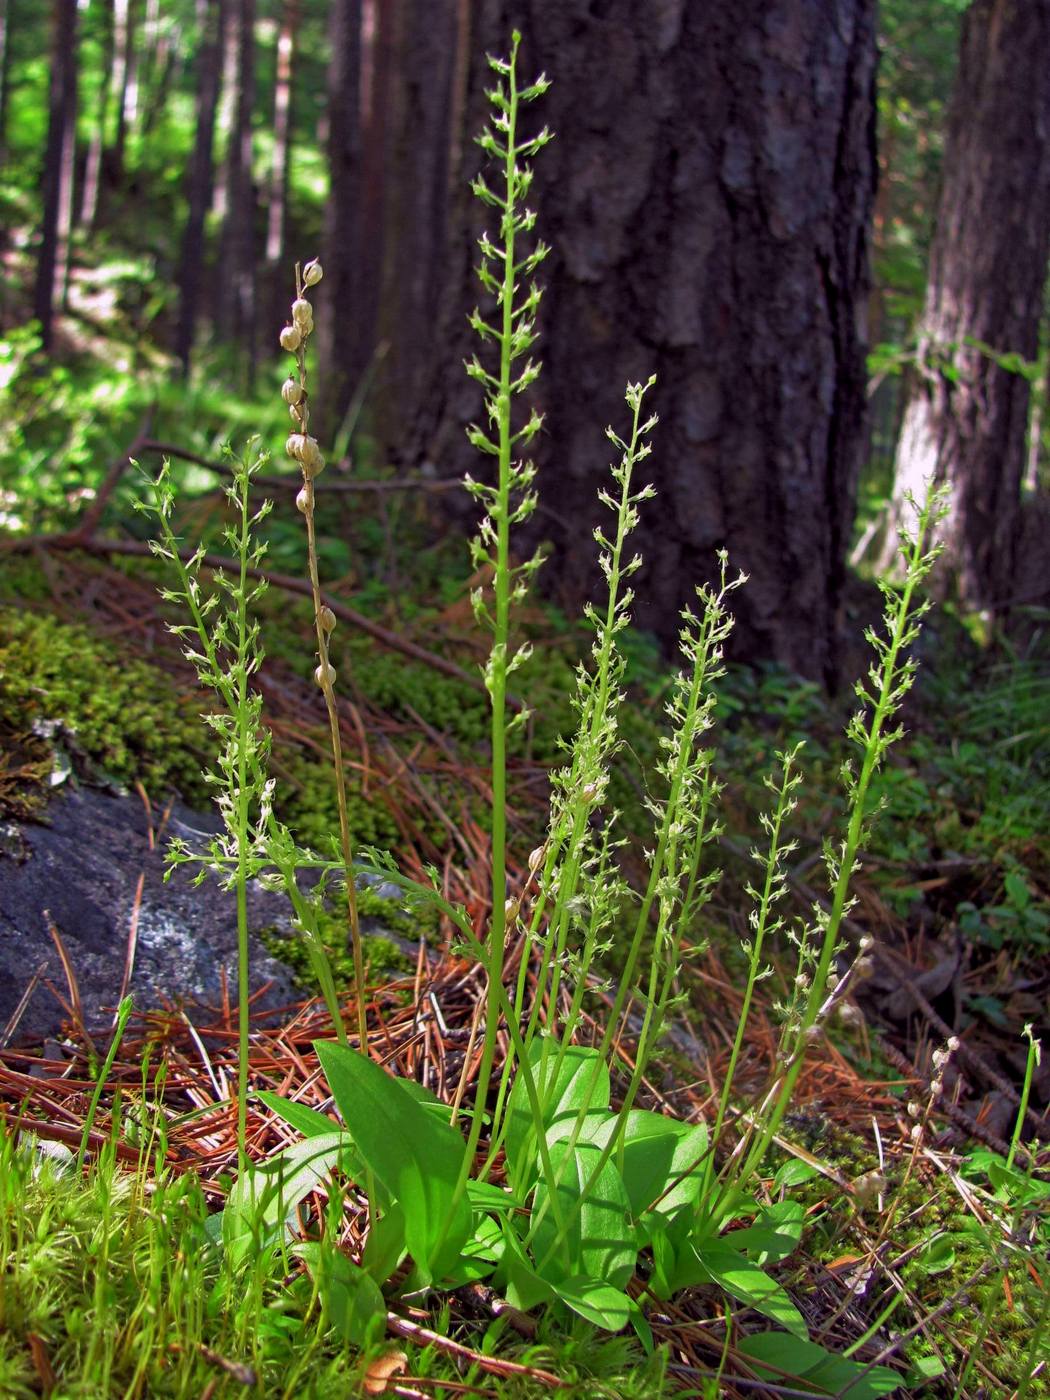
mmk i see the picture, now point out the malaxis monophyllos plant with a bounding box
[146,34,947,1394]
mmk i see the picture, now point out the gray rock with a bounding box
[0,785,302,1046]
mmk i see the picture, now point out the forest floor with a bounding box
[1,512,1048,1396]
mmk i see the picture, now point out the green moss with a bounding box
[0,608,210,804]
[275,748,401,855]
[258,881,440,994]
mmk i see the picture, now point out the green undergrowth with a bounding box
[785,1132,1050,1397]
[0,1125,666,1399]
[259,881,440,992]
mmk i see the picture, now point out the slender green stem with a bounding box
[453,36,521,1211]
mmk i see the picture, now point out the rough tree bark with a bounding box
[79,0,115,230]
[33,0,78,351]
[263,0,298,340]
[110,0,138,182]
[174,0,225,374]
[368,0,460,456]
[886,0,1050,616]
[316,0,362,440]
[216,0,257,373]
[412,0,877,685]
[0,0,12,165]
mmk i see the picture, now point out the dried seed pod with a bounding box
[319,605,336,632]
[286,432,307,460]
[298,436,325,477]
[295,486,311,513]
[291,298,312,327]
[315,662,336,688]
[281,378,304,405]
[303,259,323,286]
[279,324,301,352]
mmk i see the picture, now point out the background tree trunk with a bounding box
[33,0,78,351]
[79,0,115,230]
[316,0,362,442]
[0,0,12,166]
[885,0,1050,617]
[217,0,257,373]
[413,0,877,685]
[175,0,225,375]
[264,0,298,343]
[368,0,460,457]
[110,0,138,183]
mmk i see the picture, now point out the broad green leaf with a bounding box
[295,1242,387,1348]
[774,1159,821,1191]
[222,1134,350,1271]
[361,1202,406,1283]
[498,1221,556,1313]
[725,1201,804,1265]
[691,1241,808,1339]
[442,1212,503,1286]
[557,1275,631,1332]
[546,1109,708,1229]
[256,1091,337,1139]
[737,1331,902,1397]
[531,1138,636,1288]
[314,1041,471,1285]
[466,1178,526,1214]
[505,1039,610,1192]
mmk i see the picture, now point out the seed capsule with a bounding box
[303,259,323,286]
[315,662,336,688]
[281,378,303,405]
[319,606,336,632]
[295,486,310,513]
[286,432,307,460]
[279,324,301,352]
[291,298,312,327]
[298,436,325,477]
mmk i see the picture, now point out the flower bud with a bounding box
[279,324,301,352]
[281,378,303,405]
[319,605,336,632]
[303,259,323,286]
[286,433,307,460]
[295,486,311,513]
[315,662,336,688]
[291,298,312,327]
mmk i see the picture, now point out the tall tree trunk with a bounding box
[414,0,877,684]
[0,0,12,166]
[264,0,298,341]
[316,0,362,442]
[34,0,79,351]
[886,0,1050,617]
[370,0,460,457]
[175,0,225,374]
[111,0,138,182]
[80,0,115,230]
[217,0,257,373]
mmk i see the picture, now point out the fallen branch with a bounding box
[2,531,506,704]
[135,439,463,496]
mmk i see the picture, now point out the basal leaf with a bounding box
[295,1242,387,1349]
[725,1201,804,1265]
[505,1039,610,1193]
[314,1041,471,1285]
[737,1331,902,1397]
[531,1138,636,1288]
[222,1133,350,1271]
[557,1275,632,1332]
[692,1241,808,1339]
